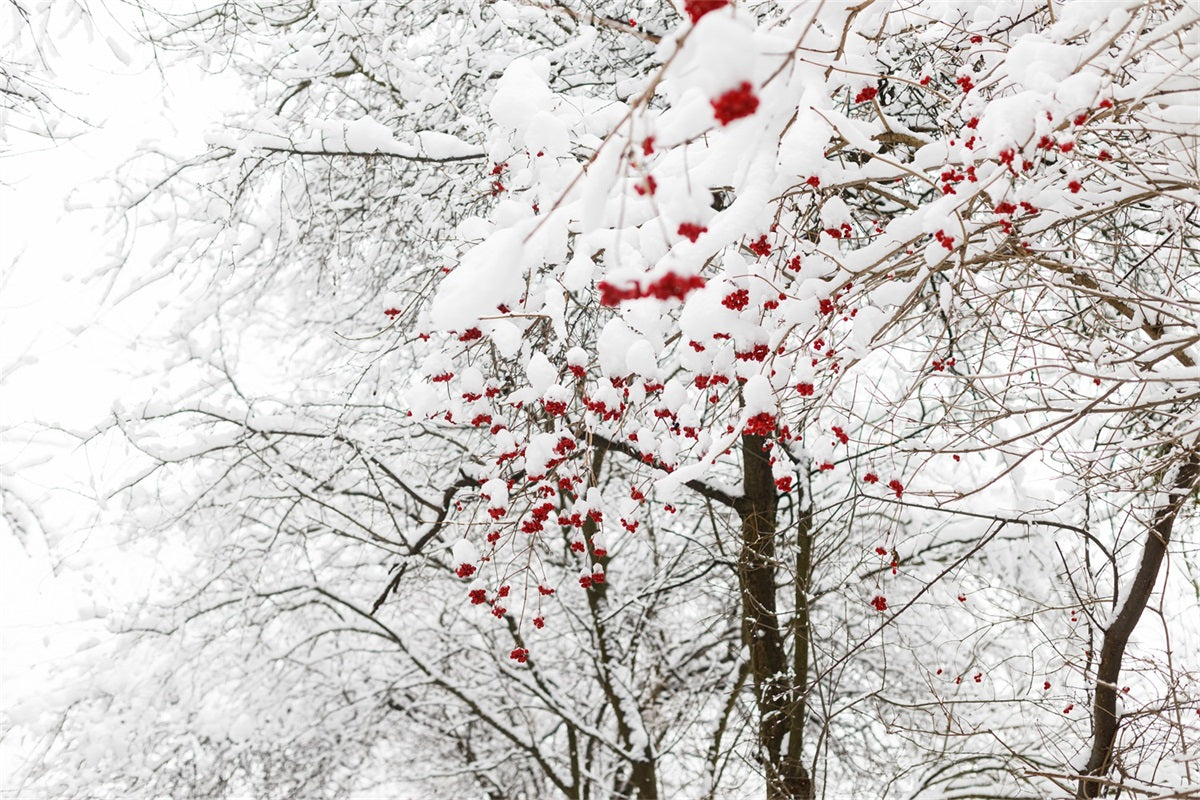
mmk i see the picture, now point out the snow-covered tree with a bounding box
[7,1,1199,799]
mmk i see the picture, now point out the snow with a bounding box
[525,351,557,395]
[431,228,526,330]
[417,130,481,159]
[597,317,639,377]
[742,375,775,416]
[489,57,556,135]
[343,116,404,153]
[452,537,479,567]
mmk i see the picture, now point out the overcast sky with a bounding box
[1,7,240,781]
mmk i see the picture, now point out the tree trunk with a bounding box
[1076,452,1200,798]
[583,445,659,800]
[785,495,814,800]
[736,434,814,800]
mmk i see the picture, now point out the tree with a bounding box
[6,1,1199,798]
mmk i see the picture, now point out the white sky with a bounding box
[1,6,241,784]
[2,5,1197,796]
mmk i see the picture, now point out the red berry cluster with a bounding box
[684,0,728,23]
[744,412,776,436]
[747,235,772,257]
[711,82,759,126]
[693,374,730,389]
[722,289,750,310]
[597,272,706,306]
[939,165,977,194]
[735,344,770,362]
[634,175,658,196]
[854,86,878,103]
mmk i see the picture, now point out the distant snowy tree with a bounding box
[1,0,96,145]
[7,1,1199,799]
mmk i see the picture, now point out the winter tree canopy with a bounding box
[3,1,1199,799]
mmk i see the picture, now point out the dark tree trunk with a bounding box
[582,445,659,800]
[1077,453,1200,798]
[736,434,813,800]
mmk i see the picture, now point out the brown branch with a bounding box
[587,432,739,508]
